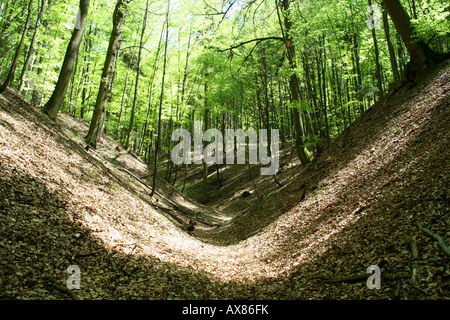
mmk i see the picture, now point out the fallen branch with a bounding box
[193,216,219,227]
[48,282,81,300]
[417,222,450,258]
[327,261,387,284]
[117,167,183,209]
[119,167,152,190]
[85,144,224,229]
[85,145,105,162]
[83,147,132,192]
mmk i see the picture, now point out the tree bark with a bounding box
[78,22,93,118]
[151,0,170,197]
[18,0,47,94]
[277,0,312,167]
[368,0,384,98]
[43,0,89,119]
[201,81,209,204]
[125,0,150,150]
[381,2,400,85]
[140,19,165,155]
[0,0,34,95]
[85,0,126,147]
[381,0,449,81]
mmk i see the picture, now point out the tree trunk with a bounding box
[277,0,312,167]
[125,0,150,150]
[18,0,47,94]
[140,21,165,155]
[381,2,400,85]
[43,0,89,119]
[381,0,449,81]
[78,22,93,118]
[85,0,125,147]
[0,0,34,95]
[66,47,80,114]
[368,0,384,98]
[31,54,44,104]
[117,70,130,138]
[151,0,170,197]
[201,82,209,204]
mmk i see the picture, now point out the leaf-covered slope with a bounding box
[0,61,449,300]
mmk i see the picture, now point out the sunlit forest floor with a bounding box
[0,61,448,300]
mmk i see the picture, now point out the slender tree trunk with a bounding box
[201,81,209,204]
[0,0,34,95]
[117,32,139,139]
[18,0,47,94]
[151,0,170,197]
[381,2,400,85]
[85,0,125,147]
[31,54,44,104]
[121,78,134,143]
[140,21,165,154]
[179,30,192,192]
[277,0,312,167]
[43,0,89,119]
[66,47,80,114]
[125,0,150,150]
[321,36,330,141]
[368,0,384,98]
[117,70,130,138]
[78,23,93,118]
[349,4,364,115]
[181,27,192,105]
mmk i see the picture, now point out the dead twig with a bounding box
[417,222,450,258]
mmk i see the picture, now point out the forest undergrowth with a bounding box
[0,61,449,300]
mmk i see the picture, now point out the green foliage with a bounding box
[0,0,448,169]
[411,0,450,49]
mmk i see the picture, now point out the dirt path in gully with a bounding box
[0,62,448,299]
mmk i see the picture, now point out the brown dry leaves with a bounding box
[0,63,449,300]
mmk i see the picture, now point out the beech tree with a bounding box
[277,0,312,167]
[381,0,449,81]
[43,0,89,119]
[151,0,170,197]
[18,0,47,93]
[0,0,34,95]
[1,0,448,195]
[85,0,127,147]
[125,0,150,150]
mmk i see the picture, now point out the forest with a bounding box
[0,0,449,304]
